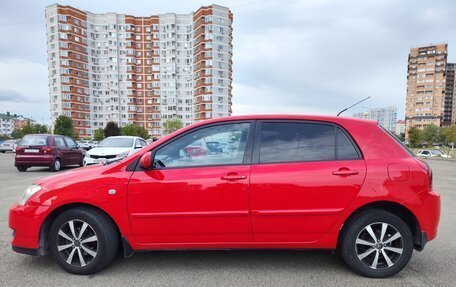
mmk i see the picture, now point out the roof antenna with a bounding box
[337,96,371,116]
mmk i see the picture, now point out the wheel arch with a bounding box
[337,201,422,251]
[38,202,125,256]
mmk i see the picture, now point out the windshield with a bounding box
[98,137,133,148]
[19,135,49,146]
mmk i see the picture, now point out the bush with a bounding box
[121,124,148,139]
[104,122,120,138]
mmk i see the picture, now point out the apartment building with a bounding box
[395,120,406,135]
[353,106,398,132]
[0,112,34,136]
[447,63,456,124]
[405,44,456,134]
[45,4,233,137]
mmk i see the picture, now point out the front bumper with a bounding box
[84,155,113,165]
[9,203,52,251]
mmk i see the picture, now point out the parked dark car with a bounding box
[15,134,84,172]
[206,141,223,153]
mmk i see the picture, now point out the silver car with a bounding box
[0,139,16,153]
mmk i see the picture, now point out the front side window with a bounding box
[65,137,77,148]
[259,122,335,163]
[154,123,250,168]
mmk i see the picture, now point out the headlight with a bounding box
[18,184,42,206]
[117,151,129,158]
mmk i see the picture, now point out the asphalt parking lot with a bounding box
[0,152,455,286]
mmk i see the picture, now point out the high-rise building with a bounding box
[45,4,233,137]
[395,120,406,135]
[353,106,397,132]
[446,63,456,124]
[405,44,456,134]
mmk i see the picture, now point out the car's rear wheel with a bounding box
[50,158,61,172]
[49,207,118,275]
[339,209,413,278]
[16,165,28,172]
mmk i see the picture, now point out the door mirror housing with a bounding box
[139,151,153,169]
[135,144,143,149]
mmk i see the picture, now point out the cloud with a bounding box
[1,0,456,123]
[0,89,29,102]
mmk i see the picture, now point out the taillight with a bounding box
[44,147,54,154]
[414,158,433,188]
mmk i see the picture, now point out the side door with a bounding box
[250,121,366,243]
[54,136,70,166]
[64,137,82,165]
[127,121,255,244]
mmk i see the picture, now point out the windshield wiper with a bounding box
[103,155,127,165]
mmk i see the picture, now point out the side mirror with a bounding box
[135,145,142,149]
[139,151,153,169]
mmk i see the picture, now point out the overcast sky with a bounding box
[1,0,456,124]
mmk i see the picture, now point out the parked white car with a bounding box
[83,136,147,165]
[0,140,16,153]
[417,149,451,158]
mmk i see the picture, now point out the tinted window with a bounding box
[55,137,66,147]
[154,123,250,168]
[19,135,49,146]
[259,123,335,163]
[140,140,147,147]
[337,128,359,160]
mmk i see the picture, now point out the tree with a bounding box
[163,118,183,135]
[121,124,148,139]
[11,122,49,139]
[442,124,456,144]
[407,126,423,148]
[397,132,406,142]
[93,128,104,141]
[422,124,439,146]
[54,115,76,138]
[104,121,120,138]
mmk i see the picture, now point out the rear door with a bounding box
[64,137,82,164]
[250,121,366,243]
[54,136,70,165]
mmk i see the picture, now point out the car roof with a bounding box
[103,136,141,139]
[190,114,377,127]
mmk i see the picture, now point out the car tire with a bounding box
[50,158,61,172]
[1,151,5,153]
[339,209,413,278]
[49,207,119,275]
[16,165,28,172]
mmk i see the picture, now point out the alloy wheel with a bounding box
[56,219,98,267]
[355,222,404,270]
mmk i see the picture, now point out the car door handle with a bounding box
[332,169,359,176]
[221,174,247,181]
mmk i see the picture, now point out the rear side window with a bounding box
[19,135,49,146]
[259,122,361,163]
[259,123,335,163]
[336,128,360,160]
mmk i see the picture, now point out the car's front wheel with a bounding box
[339,209,413,278]
[49,207,119,274]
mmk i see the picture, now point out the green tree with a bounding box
[407,126,423,148]
[422,124,439,146]
[442,124,456,144]
[93,128,105,141]
[121,124,148,139]
[11,128,23,139]
[104,121,120,138]
[397,132,406,142]
[163,118,183,135]
[54,115,76,138]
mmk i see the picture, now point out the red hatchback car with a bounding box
[9,115,440,277]
[15,134,84,172]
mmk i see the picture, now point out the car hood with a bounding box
[35,164,109,190]
[87,147,131,156]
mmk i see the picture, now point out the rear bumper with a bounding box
[414,190,441,244]
[15,154,55,166]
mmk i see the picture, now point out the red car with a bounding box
[15,134,84,172]
[9,115,440,277]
